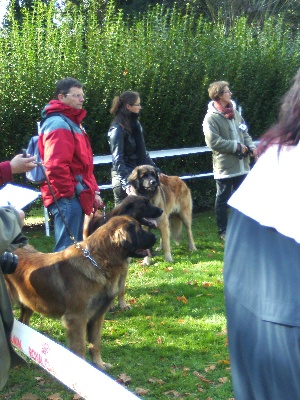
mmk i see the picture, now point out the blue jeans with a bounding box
[215,175,246,235]
[48,197,84,252]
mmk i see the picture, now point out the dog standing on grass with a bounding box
[128,165,197,264]
[5,216,157,370]
[83,195,163,309]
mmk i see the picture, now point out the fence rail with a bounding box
[95,146,213,189]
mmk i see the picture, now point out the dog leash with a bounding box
[35,161,103,272]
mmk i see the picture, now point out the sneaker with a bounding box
[219,232,226,241]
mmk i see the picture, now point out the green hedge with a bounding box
[0,0,299,209]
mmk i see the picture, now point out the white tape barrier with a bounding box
[11,320,140,400]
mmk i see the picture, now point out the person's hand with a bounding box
[251,148,258,160]
[241,144,248,154]
[10,154,36,174]
[159,173,168,178]
[94,194,104,209]
[126,185,133,195]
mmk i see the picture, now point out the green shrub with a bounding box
[0,0,299,208]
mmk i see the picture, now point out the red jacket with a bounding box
[0,161,13,186]
[38,100,99,215]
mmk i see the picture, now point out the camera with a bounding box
[0,251,18,274]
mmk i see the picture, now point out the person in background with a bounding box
[0,205,28,390]
[202,81,257,240]
[38,77,103,252]
[107,90,161,206]
[0,154,36,185]
[224,68,300,399]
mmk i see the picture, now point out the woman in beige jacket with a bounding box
[203,80,257,240]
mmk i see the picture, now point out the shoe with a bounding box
[219,232,226,241]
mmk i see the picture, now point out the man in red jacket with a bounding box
[38,77,103,251]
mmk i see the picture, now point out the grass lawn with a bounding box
[1,207,234,400]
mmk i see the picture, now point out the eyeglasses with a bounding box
[223,90,232,94]
[65,93,86,100]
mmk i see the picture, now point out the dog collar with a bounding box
[75,243,104,274]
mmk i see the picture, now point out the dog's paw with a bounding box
[103,362,113,370]
[142,255,151,266]
[164,254,173,263]
[94,361,113,371]
[155,246,163,252]
[119,301,131,311]
[189,244,197,251]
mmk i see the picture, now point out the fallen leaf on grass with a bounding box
[148,377,165,384]
[204,364,216,372]
[47,394,63,400]
[218,377,229,384]
[202,281,213,288]
[163,390,182,397]
[187,280,198,286]
[176,295,188,304]
[217,359,230,365]
[192,372,214,384]
[157,336,162,344]
[34,376,45,385]
[181,366,190,376]
[135,388,150,396]
[21,395,40,400]
[216,329,227,336]
[117,373,132,385]
[165,266,174,272]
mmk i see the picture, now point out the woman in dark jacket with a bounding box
[108,91,160,205]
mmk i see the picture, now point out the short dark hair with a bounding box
[55,77,83,98]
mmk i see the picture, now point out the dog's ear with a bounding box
[128,169,139,189]
[111,225,128,245]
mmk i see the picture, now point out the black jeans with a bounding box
[111,170,127,206]
[215,175,246,235]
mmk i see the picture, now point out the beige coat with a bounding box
[203,102,256,179]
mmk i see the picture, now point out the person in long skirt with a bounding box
[224,68,300,400]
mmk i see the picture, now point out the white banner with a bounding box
[11,320,140,400]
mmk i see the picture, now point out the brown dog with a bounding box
[83,195,163,239]
[83,195,163,309]
[5,216,157,370]
[128,165,197,264]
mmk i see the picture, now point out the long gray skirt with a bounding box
[224,208,300,400]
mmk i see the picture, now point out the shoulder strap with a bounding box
[40,112,75,135]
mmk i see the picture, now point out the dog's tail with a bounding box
[169,214,182,245]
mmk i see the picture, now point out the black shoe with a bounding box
[219,232,226,241]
